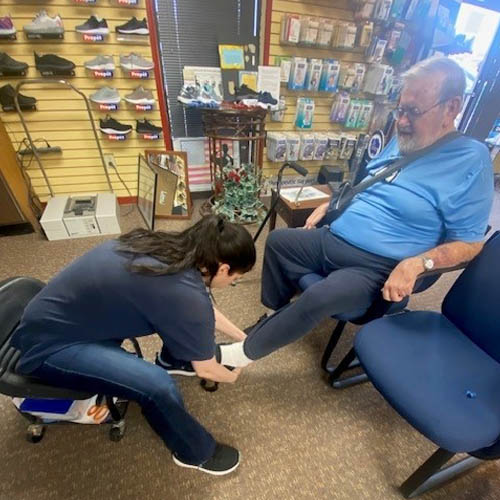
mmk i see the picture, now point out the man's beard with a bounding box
[397,128,421,155]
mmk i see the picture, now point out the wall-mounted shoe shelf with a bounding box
[0,69,27,77]
[116,34,149,45]
[1,104,37,112]
[0,34,16,41]
[26,33,64,40]
[39,69,76,77]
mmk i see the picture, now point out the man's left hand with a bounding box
[382,258,424,302]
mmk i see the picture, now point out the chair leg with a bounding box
[130,337,143,359]
[400,448,482,498]
[321,320,347,372]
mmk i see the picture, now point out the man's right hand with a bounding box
[304,202,329,229]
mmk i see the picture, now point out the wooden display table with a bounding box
[269,184,331,230]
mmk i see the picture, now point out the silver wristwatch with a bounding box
[422,256,435,271]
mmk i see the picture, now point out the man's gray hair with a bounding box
[402,57,466,101]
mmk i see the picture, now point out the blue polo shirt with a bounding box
[12,240,216,373]
[330,134,493,260]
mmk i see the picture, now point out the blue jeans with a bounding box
[29,340,216,464]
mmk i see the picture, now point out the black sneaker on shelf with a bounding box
[75,16,109,35]
[0,53,28,73]
[172,443,240,476]
[34,52,75,72]
[235,83,260,101]
[243,313,269,335]
[257,91,278,109]
[115,17,148,35]
[0,84,37,110]
[136,118,162,135]
[99,115,133,135]
[155,353,196,377]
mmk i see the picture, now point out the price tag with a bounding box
[142,134,161,140]
[118,0,139,5]
[135,104,153,111]
[130,70,150,79]
[107,134,127,141]
[98,104,119,111]
[83,33,105,43]
[92,70,113,79]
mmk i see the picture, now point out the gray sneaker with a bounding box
[120,53,154,71]
[124,86,154,105]
[84,55,115,71]
[23,10,64,35]
[89,86,121,104]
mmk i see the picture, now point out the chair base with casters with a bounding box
[354,231,500,497]
[0,276,142,444]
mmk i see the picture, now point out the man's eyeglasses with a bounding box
[392,98,449,121]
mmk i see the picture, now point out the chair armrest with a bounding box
[418,262,468,279]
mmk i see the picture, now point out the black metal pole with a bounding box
[253,163,287,243]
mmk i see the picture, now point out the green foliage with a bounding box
[212,163,265,223]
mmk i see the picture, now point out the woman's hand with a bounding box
[303,201,329,230]
[192,357,243,383]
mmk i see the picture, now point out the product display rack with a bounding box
[0,1,165,201]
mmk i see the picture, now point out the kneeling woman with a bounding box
[12,215,255,475]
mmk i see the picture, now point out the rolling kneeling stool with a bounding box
[0,276,142,443]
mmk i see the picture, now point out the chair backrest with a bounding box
[0,277,45,348]
[442,231,500,363]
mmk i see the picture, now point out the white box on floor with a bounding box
[40,193,121,241]
[40,196,70,241]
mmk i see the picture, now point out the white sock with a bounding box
[219,342,253,367]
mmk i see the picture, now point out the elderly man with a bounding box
[217,56,494,368]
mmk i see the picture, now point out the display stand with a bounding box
[201,107,267,223]
[14,79,113,197]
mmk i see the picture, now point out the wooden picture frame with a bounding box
[145,150,192,219]
[137,154,158,230]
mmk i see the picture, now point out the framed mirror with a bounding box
[145,150,192,219]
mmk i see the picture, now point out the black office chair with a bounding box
[0,276,142,443]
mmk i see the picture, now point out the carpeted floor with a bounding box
[1,193,500,500]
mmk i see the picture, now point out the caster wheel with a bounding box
[109,422,126,442]
[26,424,45,443]
[200,379,219,392]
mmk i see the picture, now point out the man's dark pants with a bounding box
[243,227,397,360]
